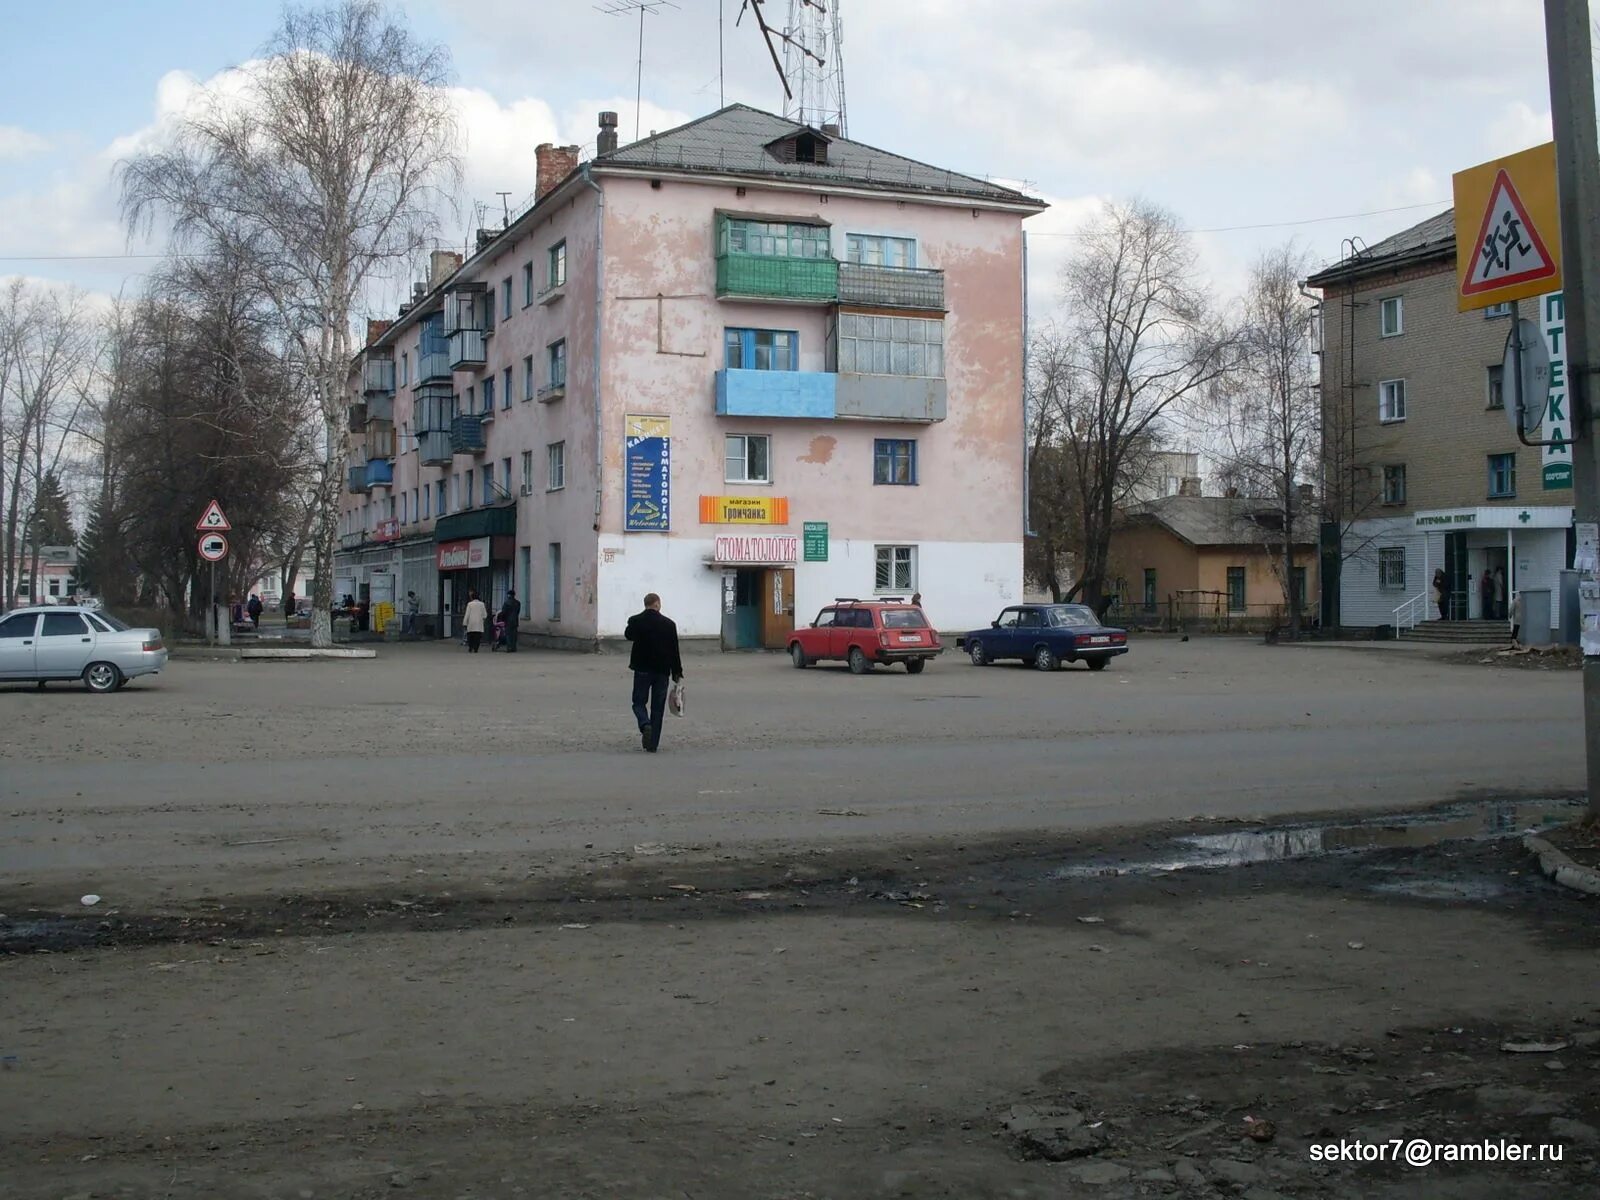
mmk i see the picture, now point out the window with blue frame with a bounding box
[873,438,917,485]
[724,328,798,371]
[719,218,829,259]
[1488,453,1517,498]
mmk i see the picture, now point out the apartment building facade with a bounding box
[336,105,1045,647]
[1310,209,1575,637]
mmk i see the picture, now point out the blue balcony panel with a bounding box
[835,374,947,423]
[364,458,394,488]
[715,368,836,419]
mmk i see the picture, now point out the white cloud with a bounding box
[1484,101,1553,156]
[0,125,50,160]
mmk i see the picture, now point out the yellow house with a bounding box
[1109,495,1320,629]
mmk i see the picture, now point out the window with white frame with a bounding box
[501,457,513,496]
[1379,296,1403,337]
[523,355,535,400]
[874,544,917,593]
[1486,364,1504,410]
[548,340,567,388]
[548,240,566,289]
[521,451,533,494]
[547,441,566,490]
[1378,547,1407,591]
[845,233,916,268]
[522,262,534,307]
[832,313,944,377]
[1379,378,1407,423]
[501,277,512,320]
[464,468,474,508]
[481,470,494,506]
[724,434,771,483]
[400,351,409,385]
[1382,464,1407,506]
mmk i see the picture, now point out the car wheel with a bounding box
[968,640,988,666]
[83,662,122,693]
[1034,645,1059,672]
[905,658,926,675]
[790,643,809,669]
[847,646,870,675]
[1087,657,1109,671]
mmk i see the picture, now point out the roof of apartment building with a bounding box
[1305,208,1455,289]
[595,103,1044,208]
[1121,495,1319,547]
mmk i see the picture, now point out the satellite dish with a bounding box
[1502,317,1549,438]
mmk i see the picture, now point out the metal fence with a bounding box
[1110,590,1297,634]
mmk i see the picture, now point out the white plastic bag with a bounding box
[668,680,686,717]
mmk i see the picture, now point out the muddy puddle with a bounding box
[1053,798,1582,878]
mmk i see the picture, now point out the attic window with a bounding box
[767,131,829,166]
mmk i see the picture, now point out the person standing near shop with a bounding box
[624,592,683,752]
[1493,566,1507,622]
[246,594,263,628]
[402,590,420,638]
[498,590,522,653]
[462,590,489,654]
[1510,590,1524,646]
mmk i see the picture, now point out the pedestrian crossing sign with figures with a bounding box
[1453,142,1561,311]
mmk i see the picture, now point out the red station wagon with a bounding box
[788,598,943,674]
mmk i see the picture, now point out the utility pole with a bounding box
[1544,0,1600,817]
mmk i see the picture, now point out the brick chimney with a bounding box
[1178,476,1202,497]
[535,142,582,201]
[428,250,463,289]
[365,319,393,347]
[596,111,619,156]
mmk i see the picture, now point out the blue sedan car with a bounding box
[956,603,1129,671]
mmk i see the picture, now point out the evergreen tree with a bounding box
[32,472,76,546]
[75,490,129,602]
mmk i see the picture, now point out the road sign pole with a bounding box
[209,560,216,648]
[1545,0,1600,817]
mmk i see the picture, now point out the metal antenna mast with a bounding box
[598,0,679,143]
[740,0,846,134]
[783,0,846,133]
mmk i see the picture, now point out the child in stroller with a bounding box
[490,614,509,651]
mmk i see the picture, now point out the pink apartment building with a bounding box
[337,105,1046,648]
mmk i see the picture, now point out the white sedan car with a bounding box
[0,606,168,691]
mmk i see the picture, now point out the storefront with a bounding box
[709,533,798,650]
[1340,507,1574,637]
[433,505,517,639]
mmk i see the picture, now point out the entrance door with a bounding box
[760,568,795,649]
[1443,532,1469,620]
[732,569,762,649]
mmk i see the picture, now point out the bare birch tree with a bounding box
[1210,244,1321,634]
[119,0,459,645]
[1033,200,1231,611]
[0,282,96,609]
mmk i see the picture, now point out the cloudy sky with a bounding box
[0,0,1572,317]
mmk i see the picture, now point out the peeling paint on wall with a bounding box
[798,435,837,464]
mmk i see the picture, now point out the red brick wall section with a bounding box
[535,144,582,201]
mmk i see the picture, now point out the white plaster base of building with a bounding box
[1338,508,1572,636]
[596,535,1021,640]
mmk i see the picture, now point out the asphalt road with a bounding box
[0,638,1583,905]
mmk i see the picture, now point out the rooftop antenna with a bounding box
[740,0,846,134]
[495,192,513,228]
[598,0,679,142]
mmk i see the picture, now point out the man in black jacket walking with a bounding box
[624,592,683,752]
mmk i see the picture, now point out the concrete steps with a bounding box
[1399,620,1511,645]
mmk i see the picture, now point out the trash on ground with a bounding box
[79,895,100,906]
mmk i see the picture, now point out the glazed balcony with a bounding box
[450,413,486,455]
[837,262,945,311]
[363,355,396,394]
[415,350,452,385]
[364,458,394,489]
[347,402,367,432]
[448,329,487,370]
[418,431,453,466]
[366,392,394,423]
[715,253,838,303]
[346,464,370,494]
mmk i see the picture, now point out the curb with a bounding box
[240,648,378,661]
[1524,833,1600,897]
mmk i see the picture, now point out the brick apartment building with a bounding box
[1309,209,1575,638]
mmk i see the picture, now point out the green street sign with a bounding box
[802,521,829,562]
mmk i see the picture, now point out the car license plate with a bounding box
[1089,636,1110,645]
[899,634,921,643]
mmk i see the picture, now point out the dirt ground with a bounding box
[2,641,1596,1198]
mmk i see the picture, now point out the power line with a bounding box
[1027,200,1451,239]
[0,199,1454,263]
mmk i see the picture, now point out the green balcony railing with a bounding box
[716,253,838,302]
